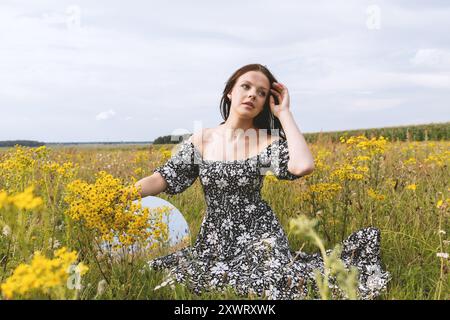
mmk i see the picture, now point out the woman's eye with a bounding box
[241,84,265,97]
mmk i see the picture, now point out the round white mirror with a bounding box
[139,196,190,246]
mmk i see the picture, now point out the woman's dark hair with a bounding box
[219,63,286,139]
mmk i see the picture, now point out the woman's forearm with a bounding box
[278,110,315,175]
[134,173,168,198]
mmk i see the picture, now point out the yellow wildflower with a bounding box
[331,163,368,181]
[0,247,88,299]
[8,186,43,210]
[367,188,386,201]
[403,157,417,166]
[341,135,388,156]
[264,170,278,183]
[64,171,167,247]
[309,183,342,202]
[0,186,43,210]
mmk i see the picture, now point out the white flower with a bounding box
[209,278,219,287]
[436,252,449,259]
[245,204,257,213]
[2,225,11,237]
[229,195,239,205]
[238,177,249,186]
[48,238,61,249]
[211,262,229,275]
[206,232,219,245]
[202,176,210,185]
[264,257,281,269]
[216,178,228,189]
[365,264,387,291]
[223,218,233,230]
[366,273,386,291]
[238,223,247,231]
[96,279,108,296]
[53,240,61,249]
[237,232,251,245]
[163,167,176,178]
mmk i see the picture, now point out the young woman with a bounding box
[135,64,390,299]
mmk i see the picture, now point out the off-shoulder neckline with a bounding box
[188,138,283,163]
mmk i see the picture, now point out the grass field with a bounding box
[0,129,448,300]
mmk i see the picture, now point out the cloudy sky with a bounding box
[1,0,449,142]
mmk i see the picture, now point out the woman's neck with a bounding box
[220,120,257,141]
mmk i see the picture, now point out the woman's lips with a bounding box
[242,102,255,109]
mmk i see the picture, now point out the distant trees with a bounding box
[0,140,45,147]
[305,122,449,144]
[152,134,192,145]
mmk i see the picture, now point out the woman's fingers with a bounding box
[272,83,287,97]
[272,82,281,93]
[270,88,282,102]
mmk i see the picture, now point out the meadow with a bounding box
[0,132,448,300]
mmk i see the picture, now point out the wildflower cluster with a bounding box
[340,135,388,157]
[41,161,77,180]
[308,183,342,202]
[0,146,47,191]
[313,149,332,172]
[424,149,450,167]
[330,163,368,181]
[159,148,172,161]
[0,247,88,299]
[0,186,43,210]
[64,171,163,247]
[329,135,387,183]
[403,157,417,166]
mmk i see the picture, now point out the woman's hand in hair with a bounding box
[269,82,291,119]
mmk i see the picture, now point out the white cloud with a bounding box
[410,49,450,69]
[96,109,116,121]
[0,1,449,142]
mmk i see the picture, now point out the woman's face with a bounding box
[227,71,270,120]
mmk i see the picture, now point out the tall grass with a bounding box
[0,132,448,300]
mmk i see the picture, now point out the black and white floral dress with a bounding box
[149,138,390,299]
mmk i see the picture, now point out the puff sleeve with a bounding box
[267,138,304,181]
[153,141,199,195]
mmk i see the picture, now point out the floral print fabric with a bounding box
[149,138,390,299]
